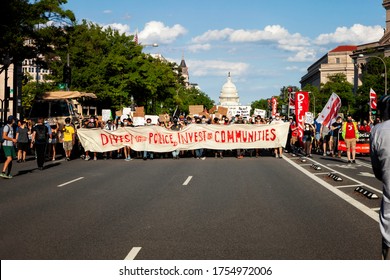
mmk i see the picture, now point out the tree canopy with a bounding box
[0,0,75,71]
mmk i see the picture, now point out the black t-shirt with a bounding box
[33,124,49,144]
[332,121,342,137]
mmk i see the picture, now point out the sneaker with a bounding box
[66,157,70,161]
[5,174,13,179]
[94,157,97,161]
[201,157,206,160]
[0,172,7,178]
[220,156,223,159]
[347,160,352,164]
[85,155,91,161]
[323,153,326,156]
[125,157,133,161]
[352,160,356,164]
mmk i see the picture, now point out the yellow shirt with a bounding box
[63,125,75,142]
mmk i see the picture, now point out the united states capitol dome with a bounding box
[219,72,240,106]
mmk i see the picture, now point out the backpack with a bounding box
[35,125,47,142]
[0,125,11,144]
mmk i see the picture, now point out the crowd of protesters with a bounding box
[0,110,381,178]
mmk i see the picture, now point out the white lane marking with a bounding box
[124,247,142,260]
[302,158,381,195]
[371,207,380,211]
[57,177,84,187]
[335,184,363,189]
[284,157,379,223]
[183,176,193,186]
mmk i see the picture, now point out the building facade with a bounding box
[351,0,390,94]
[300,45,357,90]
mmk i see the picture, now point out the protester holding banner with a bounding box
[143,118,154,160]
[289,118,299,154]
[341,115,359,164]
[170,118,181,160]
[302,123,315,157]
[271,113,284,159]
[330,116,342,158]
[320,123,331,157]
[84,116,99,161]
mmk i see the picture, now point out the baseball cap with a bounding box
[7,115,15,122]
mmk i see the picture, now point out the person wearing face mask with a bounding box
[341,115,359,164]
[271,113,284,158]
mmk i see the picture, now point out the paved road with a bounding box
[0,151,383,260]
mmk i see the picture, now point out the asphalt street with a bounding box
[0,151,383,260]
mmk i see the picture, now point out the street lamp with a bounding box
[141,43,159,48]
[359,54,387,95]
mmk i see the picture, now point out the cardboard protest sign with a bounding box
[189,105,204,116]
[133,106,145,117]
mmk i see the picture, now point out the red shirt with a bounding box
[290,124,298,137]
[345,122,357,139]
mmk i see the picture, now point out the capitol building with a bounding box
[219,72,240,107]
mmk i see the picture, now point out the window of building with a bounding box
[336,58,340,64]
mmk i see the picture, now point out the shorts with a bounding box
[63,141,73,151]
[290,136,298,144]
[344,138,357,149]
[315,132,321,141]
[17,142,29,152]
[2,146,16,158]
[323,135,330,143]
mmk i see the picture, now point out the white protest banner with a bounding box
[77,123,290,153]
[228,106,251,117]
[254,109,266,118]
[132,117,145,126]
[101,109,112,122]
[144,115,160,125]
[305,112,314,124]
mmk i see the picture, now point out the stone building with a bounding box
[300,45,357,89]
[351,0,390,94]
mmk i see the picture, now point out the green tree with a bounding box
[44,21,191,114]
[355,56,390,121]
[0,0,75,71]
[302,84,320,114]
[320,73,354,115]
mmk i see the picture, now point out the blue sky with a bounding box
[63,0,385,105]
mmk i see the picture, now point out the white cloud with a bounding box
[102,23,130,35]
[187,44,211,53]
[103,10,112,14]
[314,24,384,45]
[287,48,317,62]
[192,28,234,43]
[139,21,187,44]
[187,60,249,77]
[191,25,311,61]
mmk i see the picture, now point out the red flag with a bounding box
[271,97,278,117]
[316,93,341,128]
[289,92,295,109]
[295,91,309,138]
[370,88,377,110]
[134,32,138,45]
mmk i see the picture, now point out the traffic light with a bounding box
[63,65,71,86]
